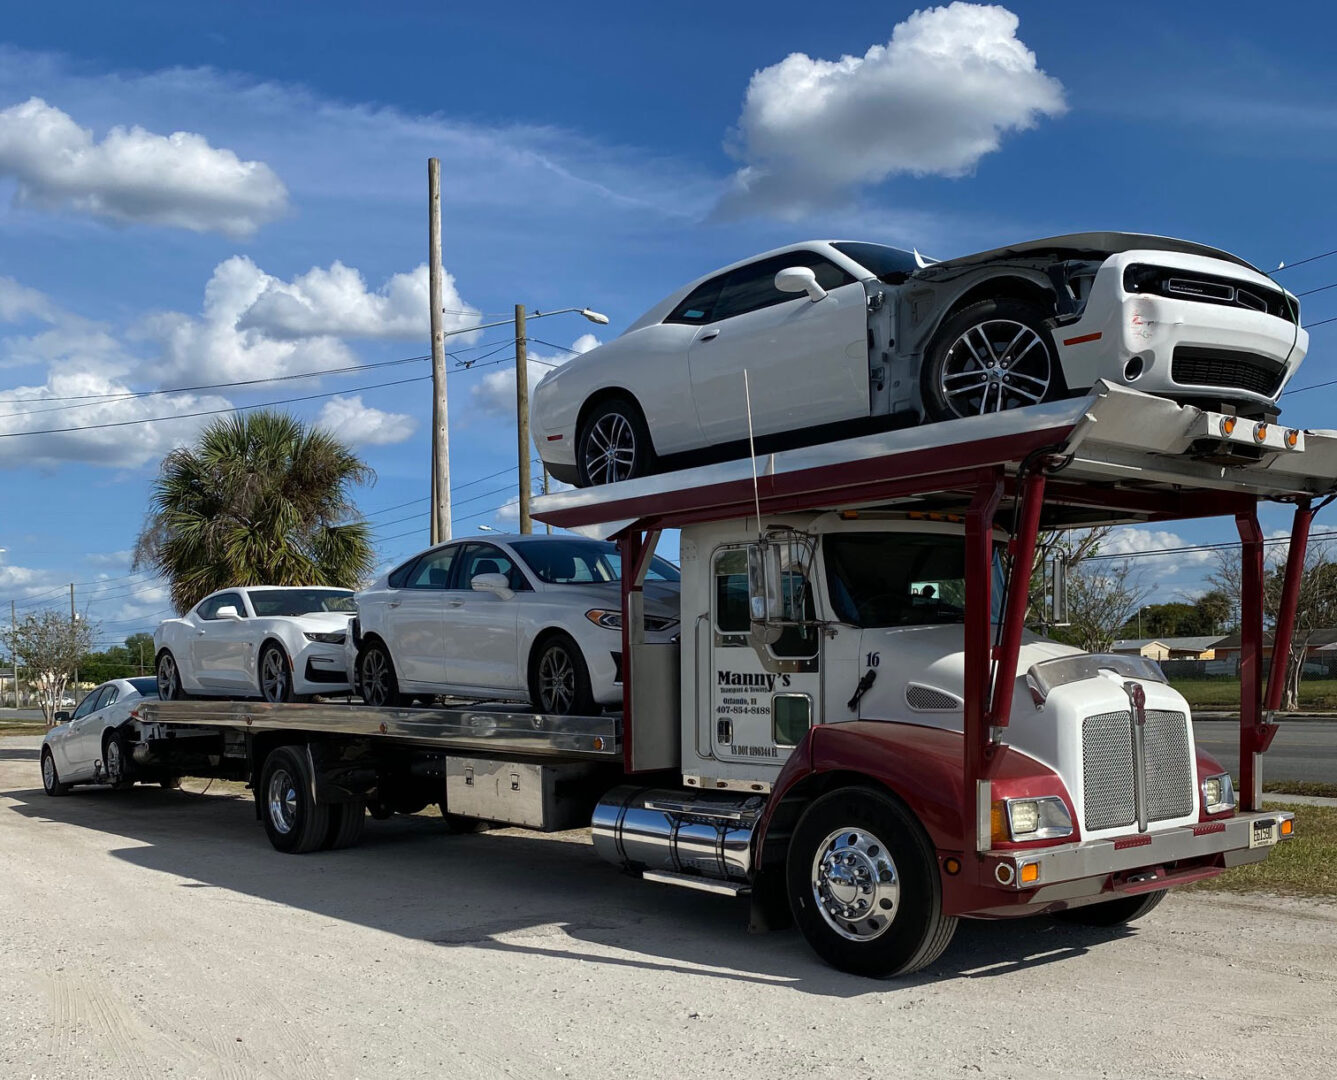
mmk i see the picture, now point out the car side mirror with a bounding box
[53,711,70,725]
[216,605,242,620]
[470,573,514,600]
[774,266,828,303]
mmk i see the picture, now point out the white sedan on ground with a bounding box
[154,586,356,703]
[531,233,1307,486]
[352,534,680,714]
[40,677,162,794]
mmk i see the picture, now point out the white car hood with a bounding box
[283,611,355,633]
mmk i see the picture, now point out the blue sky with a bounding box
[0,0,1334,643]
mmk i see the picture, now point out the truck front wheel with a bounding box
[260,746,331,854]
[1055,889,1166,927]
[786,787,957,978]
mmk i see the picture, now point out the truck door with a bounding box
[708,547,821,766]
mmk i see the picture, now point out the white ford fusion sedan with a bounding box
[531,234,1306,486]
[40,677,162,795]
[352,534,680,714]
[154,586,356,703]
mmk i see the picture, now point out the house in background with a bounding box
[1111,636,1225,661]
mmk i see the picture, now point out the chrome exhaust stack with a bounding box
[591,786,763,884]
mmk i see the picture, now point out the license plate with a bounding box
[1249,818,1279,849]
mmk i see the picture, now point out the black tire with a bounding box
[259,746,330,854]
[786,787,957,978]
[159,775,182,790]
[921,298,1065,423]
[258,642,296,703]
[528,633,596,716]
[437,802,486,834]
[41,748,70,797]
[323,799,367,850]
[358,640,408,708]
[101,729,135,789]
[576,396,656,487]
[156,650,188,701]
[1055,889,1167,927]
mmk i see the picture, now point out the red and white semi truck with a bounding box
[115,383,1331,977]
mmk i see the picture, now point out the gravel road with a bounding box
[2,737,1335,1080]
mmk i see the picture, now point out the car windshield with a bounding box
[512,538,681,584]
[823,532,1005,627]
[831,241,924,284]
[128,677,159,698]
[246,589,356,616]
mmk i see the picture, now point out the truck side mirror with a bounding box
[747,541,785,645]
[1045,558,1069,626]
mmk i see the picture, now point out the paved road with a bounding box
[1,741,1335,1079]
[1193,719,1337,785]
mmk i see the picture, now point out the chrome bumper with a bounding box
[983,810,1293,901]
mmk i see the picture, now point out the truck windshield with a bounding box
[246,589,356,616]
[512,538,681,584]
[822,532,1005,627]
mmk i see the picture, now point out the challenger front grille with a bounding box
[1171,347,1286,398]
[1124,264,1298,323]
[1081,708,1194,832]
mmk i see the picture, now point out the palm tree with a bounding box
[134,411,376,613]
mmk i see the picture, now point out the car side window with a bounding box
[72,688,105,720]
[713,253,856,322]
[664,273,729,326]
[102,686,120,708]
[217,592,246,618]
[457,543,530,592]
[196,595,221,620]
[405,546,458,589]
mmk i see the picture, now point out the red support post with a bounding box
[964,472,1003,858]
[1234,509,1265,812]
[988,468,1047,732]
[1265,500,1314,715]
[618,530,644,775]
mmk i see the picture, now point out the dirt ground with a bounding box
[2,736,1335,1080]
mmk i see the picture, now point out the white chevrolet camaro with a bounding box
[40,677,161,795]
[154,586,356,703]
[352,534,680,714]
[531,233,1307,486]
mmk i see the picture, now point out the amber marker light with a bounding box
[1019,863,1040,885]
[1281,819,1294,836]
[943,857,961,875]
[1254,422,1269,443]
[1286,429,1300,448]
[1220,416,1237,437]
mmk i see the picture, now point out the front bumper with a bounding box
[971,809,1293,914]
[296,647,351,693]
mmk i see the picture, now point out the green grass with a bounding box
[1189,802,1337,897]
[1264,780,1337,799]
[0,722,48,736]
[1170,678,1337,710]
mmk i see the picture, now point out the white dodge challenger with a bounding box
[154,586,356,703]
[531,233,1306,486]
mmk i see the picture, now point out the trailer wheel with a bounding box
[102,729,135,789]
[259,746,330,854]
[529,633,596,716]
[156,650,188,701]
[323,799,366,850]
[258,642,296,703]
[41,748,70,796]
[358,640,407,708]
[921,298,1064,422]
[786,787,956,978]
[1055,889,1167,927]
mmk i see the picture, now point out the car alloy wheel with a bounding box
[538,644,576,713]
[584,412,638,485]
[157,652,181,700]
[358,643,402,708]
[259,645,291,703]
[939,318,1053,417]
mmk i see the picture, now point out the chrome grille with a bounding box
[1144,710,1194,821]
[1082,711,1136,831]
[1081,708,1194,832]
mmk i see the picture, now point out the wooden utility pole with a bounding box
[515,304,532,534]
[542,466,552,534]
[69,583,77,693]
[10,599,17,708]
[428,158,451,545]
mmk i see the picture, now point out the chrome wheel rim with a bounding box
[260,649,288,702]
[42,753,56,791]
[106,738,122,783]
[267,768,297,835]
[158,655,178,699]
[811,827,900,942]
[583,413,637,485]
[939,319,1052,417]
[538,646,575,713]
[361,649,389,705]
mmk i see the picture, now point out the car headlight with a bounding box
[1201,772,1236,814]
[584,609,678,632]
[994,796,1073,842]
[304,631,347,645]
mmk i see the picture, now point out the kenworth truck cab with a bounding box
[100,383,1333,978]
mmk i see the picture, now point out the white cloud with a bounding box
[0,97,288,236]
[0,276,59,324]
[316,394,416,446]
[85,550,134,570]
[470,333,600,419]
[1100,527,1213,568]
[718,3,1065,217]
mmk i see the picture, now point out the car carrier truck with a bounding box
[66,382,1334,977]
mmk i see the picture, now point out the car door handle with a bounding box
[388,600,401,608]
[448,599,464,608]
[699,329,720,342]
[197,629,207,636]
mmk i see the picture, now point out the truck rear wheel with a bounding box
[786,787,956,978]
[1055,889,1166,927]
[260,746,330,854]
[323,799,366,850]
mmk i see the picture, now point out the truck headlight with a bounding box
[585,610,678,632]
[1201,772,1235,814]
[304,631,347,645]
[998,796,1073,842]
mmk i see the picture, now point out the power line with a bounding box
[1085,530,1337,561]
[1276,248,1337,273]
